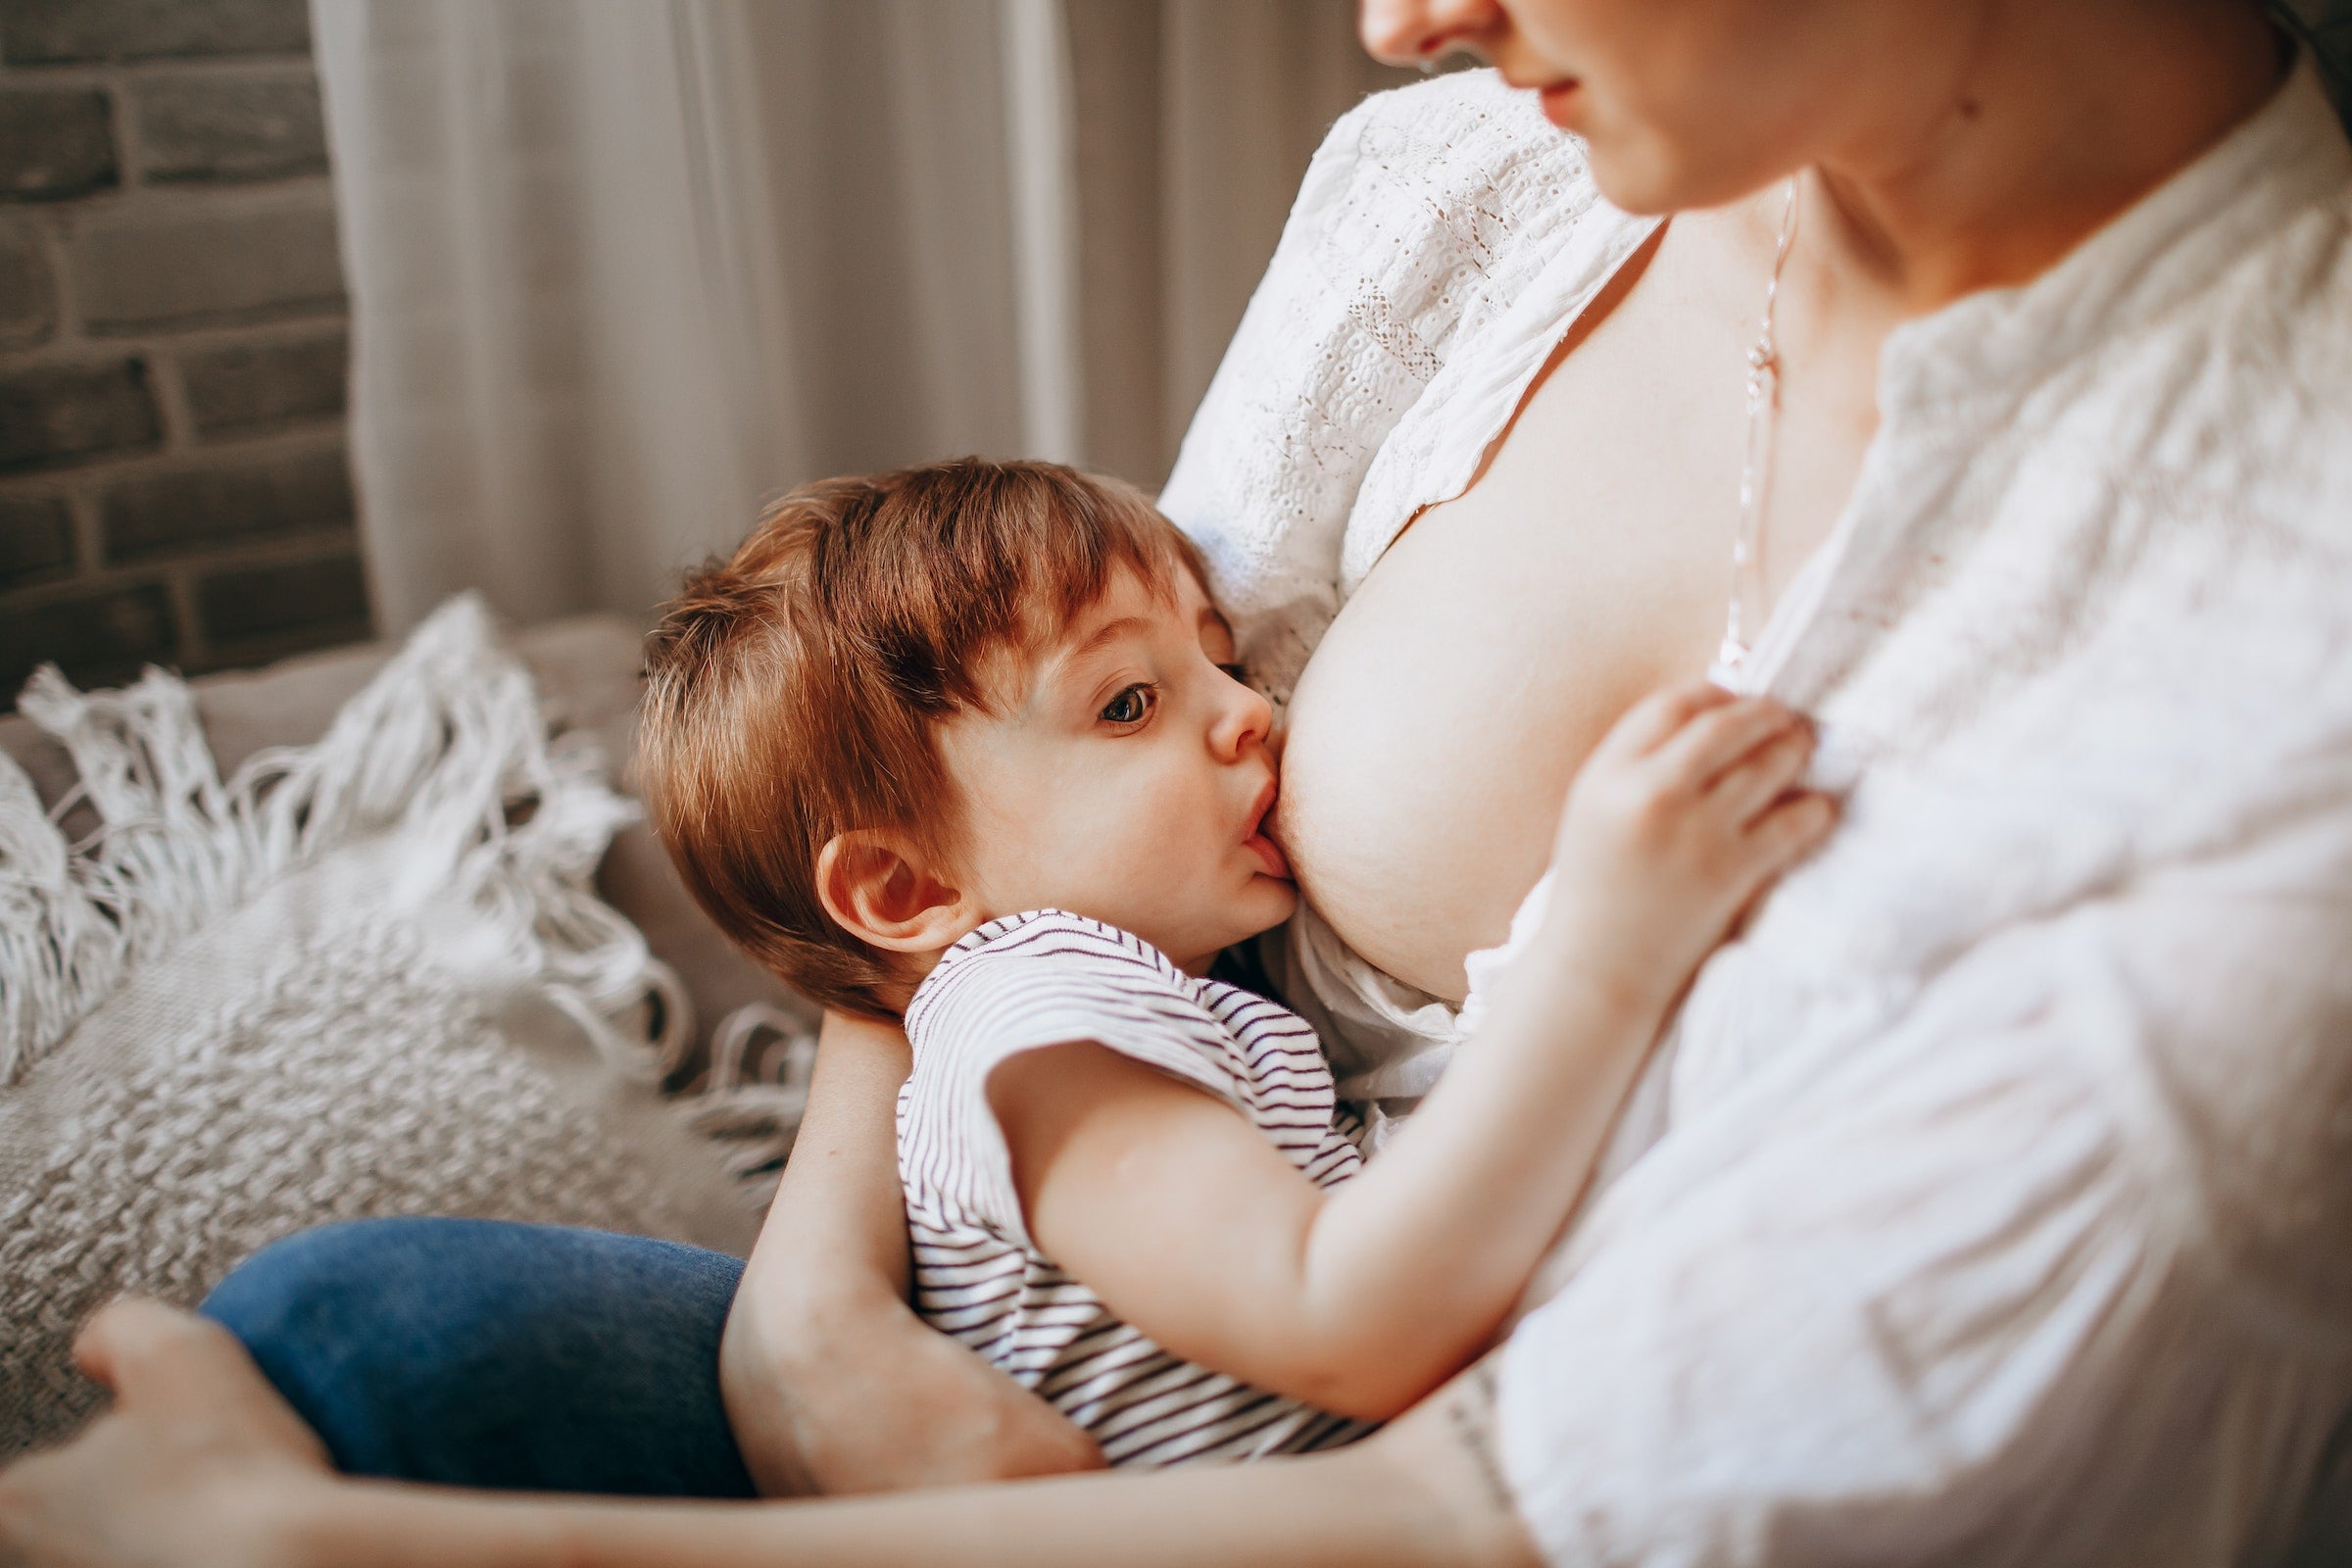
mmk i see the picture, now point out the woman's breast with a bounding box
[1268,206,1804,1002]
[1273,449,1729,1002]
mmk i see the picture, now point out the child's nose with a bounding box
[1210,677,1275,760]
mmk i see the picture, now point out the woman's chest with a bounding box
[1277,215,1875,1000]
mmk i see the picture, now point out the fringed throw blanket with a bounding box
[0,598,762,1458]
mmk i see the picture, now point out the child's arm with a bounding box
[990,683,1835,1421]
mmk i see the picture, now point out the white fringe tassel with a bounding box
[690,1002,818,1203]
[0,597,658,1090]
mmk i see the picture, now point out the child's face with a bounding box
[935,564,1297,970]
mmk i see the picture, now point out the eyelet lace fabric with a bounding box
[1165,60,2352,1567]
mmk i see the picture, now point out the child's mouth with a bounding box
[1244,784,1291,879]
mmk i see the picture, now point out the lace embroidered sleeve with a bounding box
[1156,70,1580,703]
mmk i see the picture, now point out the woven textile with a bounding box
[0,598,762,1458]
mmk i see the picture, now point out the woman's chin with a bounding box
[1580,142,1686,218]
[1583,132,1796,220]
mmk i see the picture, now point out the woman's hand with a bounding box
[0,1298,335,1568]
[730,1269,1110,1495]
[720,1008,1103,1494]
[1542,681,1837,1014]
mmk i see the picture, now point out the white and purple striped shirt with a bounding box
[898,909,1375,1467]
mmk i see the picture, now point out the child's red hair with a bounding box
[639,458,1205,1017]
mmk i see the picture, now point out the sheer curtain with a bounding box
[310,0,1404,635]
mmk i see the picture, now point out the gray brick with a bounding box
[74,202,344,330]
[102,443,352,561]
[137,77,326,184]
[0,89,118,202]
[0,358,161,472]
[0,582,176,697]
[2,0,309,66]
[197,550,368,647]
[180,329,346,434]
[0,221,56,347]
[0,494,75,587]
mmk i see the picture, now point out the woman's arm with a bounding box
[0,1299,1539,1568]
[718,1009,1102,1494]
[295,1387,1534,1568]
[994,686,1833,1420]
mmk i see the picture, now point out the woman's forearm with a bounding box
[719,1009,914,1494]
[0,1298,1532,1568]
[720,1010,1103,1494]
[283,1373,1537,1568]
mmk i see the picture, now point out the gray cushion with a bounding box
[0,617,812,1077]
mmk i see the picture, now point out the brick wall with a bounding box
[0,0,368,699]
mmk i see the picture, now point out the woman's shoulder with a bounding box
[1160,71,1615,696]
[2131,118,2352,545]
[1893,65,2352,556]
[1298,68,1603,294]
[1318,65,1570,174]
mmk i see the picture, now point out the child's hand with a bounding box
[1541,681,1837,1018]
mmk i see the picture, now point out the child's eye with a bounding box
[1216,662,1250,685]
[1100,683,1157,726]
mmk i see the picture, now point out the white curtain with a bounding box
[311,0,1405,635]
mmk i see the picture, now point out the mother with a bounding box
[9,0,2352,1563]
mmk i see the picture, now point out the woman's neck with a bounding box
[1803,0,2289,315]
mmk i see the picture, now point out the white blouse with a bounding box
[1159,59,2352,1568]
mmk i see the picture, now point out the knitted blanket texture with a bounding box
[0,598,764,1457]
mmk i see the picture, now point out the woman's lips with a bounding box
[1244,781,1291,880]
[1538,79,1584,126]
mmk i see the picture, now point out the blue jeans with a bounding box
[200,1218,759,1496]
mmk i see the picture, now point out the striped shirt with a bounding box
[898,909,1376,1467]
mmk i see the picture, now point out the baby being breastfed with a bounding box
[901,909,1374,1463]
[636,457,1837,1465]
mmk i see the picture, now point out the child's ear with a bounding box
[815,831,976,954]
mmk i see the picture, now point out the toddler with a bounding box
[639,459,1832,1467]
